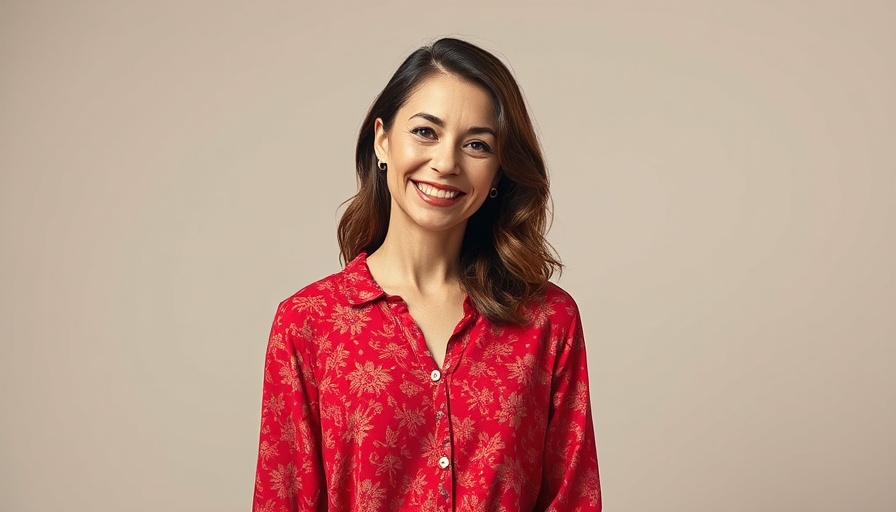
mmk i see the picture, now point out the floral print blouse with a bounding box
[253,253,601,511]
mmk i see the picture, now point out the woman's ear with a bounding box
[373,118,389,162]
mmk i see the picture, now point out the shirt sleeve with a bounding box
[253,302,327,512]
[535,304,603,511]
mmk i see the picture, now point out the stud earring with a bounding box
[377,159,387,171]
[489,187,498,198]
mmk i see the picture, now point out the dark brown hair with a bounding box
[338,38,561,324]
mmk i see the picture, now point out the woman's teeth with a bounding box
[416,181,460,199]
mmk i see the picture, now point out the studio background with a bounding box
[1,1,894,511]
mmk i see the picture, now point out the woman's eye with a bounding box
[468,141,492,153]
[412,127,436,139]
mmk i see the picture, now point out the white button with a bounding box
[438,456,450,469]
[430,370,441,382]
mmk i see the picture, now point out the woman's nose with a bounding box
[430,144,460,175]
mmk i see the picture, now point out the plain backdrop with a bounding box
[2,1,894,511]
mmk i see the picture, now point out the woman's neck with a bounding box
[366,219,466,297]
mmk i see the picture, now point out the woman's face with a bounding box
[374,73,501,238]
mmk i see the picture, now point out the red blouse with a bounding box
[253,253,601,511]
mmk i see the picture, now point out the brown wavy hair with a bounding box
[338,38,561,324]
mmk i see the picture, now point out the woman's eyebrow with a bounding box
[410,112,496,137]
[410,112,444,126]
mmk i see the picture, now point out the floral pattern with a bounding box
[253,253,601,511]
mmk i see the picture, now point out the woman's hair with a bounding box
[338,37,561,324]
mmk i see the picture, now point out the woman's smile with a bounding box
[411,179,466,206]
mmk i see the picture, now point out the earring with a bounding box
[377,159,387,171]
[489,187,498,198]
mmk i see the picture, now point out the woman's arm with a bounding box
[535,305,602,511]
[253,302,327,512]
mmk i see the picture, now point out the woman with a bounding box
[254,38,601,511]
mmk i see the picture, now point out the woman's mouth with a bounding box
[412,180,465,206]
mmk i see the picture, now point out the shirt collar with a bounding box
[342,253,481,323]
[343,252,387,306]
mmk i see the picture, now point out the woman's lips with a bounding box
[412,180,465,206]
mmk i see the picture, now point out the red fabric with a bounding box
[253,253,601,511]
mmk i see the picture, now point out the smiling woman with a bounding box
[253,38,602,511]
[375,74,501,249]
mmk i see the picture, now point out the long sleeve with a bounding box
[253,302,327,512]
[535,306,602,511]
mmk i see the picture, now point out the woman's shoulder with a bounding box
[541,281,582,314]
[281,270,343,303]
[274,253,379,318]
[270,272,341,325]
[515,281,583,329]
[543,281,577,304]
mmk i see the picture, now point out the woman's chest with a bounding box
[309,308,558,428]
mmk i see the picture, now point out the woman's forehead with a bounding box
[400,73,497,128]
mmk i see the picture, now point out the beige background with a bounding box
[2,1,894,511]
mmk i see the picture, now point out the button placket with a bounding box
[430,362,453,508]
[432,376,453,512]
